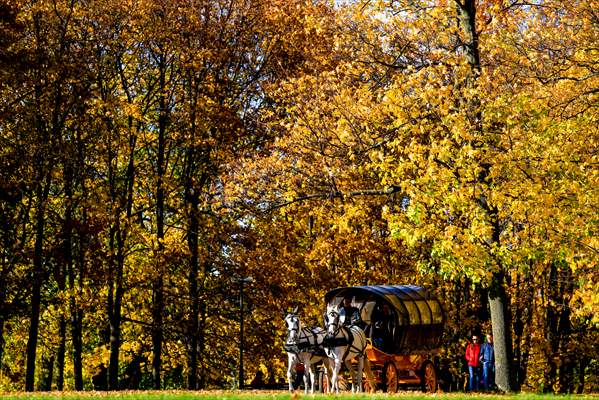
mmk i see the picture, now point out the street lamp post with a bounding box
[237,276,253,389]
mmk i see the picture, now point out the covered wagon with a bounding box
[321,284,444,392]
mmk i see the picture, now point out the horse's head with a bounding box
[284,306,300,343]
[325,306,340,337]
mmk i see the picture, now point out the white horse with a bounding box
[324,306,374,393]
[284,307,332,393]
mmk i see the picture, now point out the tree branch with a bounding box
[266,185,402,211]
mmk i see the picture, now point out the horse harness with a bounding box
[325,314,365,363]
[284,326,325,356]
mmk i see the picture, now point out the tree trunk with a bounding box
[25,176,50,392]
[456,1,514,391]
[152,54,168,390]
[0,186,21,374]
[519,321,532,389]
[0,262,6,372]
[105,113,136,390]
[70,225,84,390]
[152,278,164,390]
[0,318,4,373]
[109,225,125,390]
[489,272,514,392]
[557,311,572,393]
[544,261,575,394]
[513,268,532,390]
[198,300,207,389]
[109,290,123,390]
[40,356,54,391]
[56,162,73,391]
[106,151,124,390]
[544,262,559,392]
[56,316,67,390]
[71,300,84,390]
[187,190,200,389]
[577,357,588,394]
[106,221,117,388]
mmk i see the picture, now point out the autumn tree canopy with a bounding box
[0,0,597,393]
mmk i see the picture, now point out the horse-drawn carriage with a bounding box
[319,285,445,393]
[284,284,444,393]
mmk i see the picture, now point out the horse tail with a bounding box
[363,357,376,393]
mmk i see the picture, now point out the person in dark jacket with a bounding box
[370,302,394,353]
[479,333,495,390]
[92,363,107,391]
[338,296,360,326]
[465,335,481,391]
[251,370,265,389]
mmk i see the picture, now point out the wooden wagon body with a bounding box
[322,285,444,392]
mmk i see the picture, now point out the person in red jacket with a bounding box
[465,335,482,391]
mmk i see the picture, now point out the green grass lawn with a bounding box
[0,391,597,400]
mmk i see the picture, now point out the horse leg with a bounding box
[345,359,356,393]
[356,356,364,393]
[306,362,314,393]
[363,357,375,393]
[303,358,311,394]
[287,354,295,392]
[321,357,332,392]
[331,358,342,393]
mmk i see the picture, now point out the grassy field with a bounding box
[0,391,598,400]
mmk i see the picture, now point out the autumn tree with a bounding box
[227,0,597,393]
[0,0,596,393]
[0,0,96,390]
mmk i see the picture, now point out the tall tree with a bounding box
[18,0,92,389]
[227,0,597,392]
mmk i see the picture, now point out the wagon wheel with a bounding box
[421,360,438,393]
[383,363,398,393]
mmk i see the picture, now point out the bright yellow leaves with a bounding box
[225,1,597,332]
